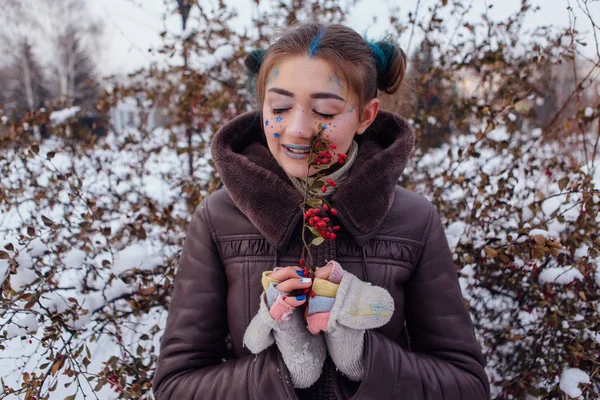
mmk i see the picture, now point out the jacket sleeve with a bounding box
[354,206,490,399]
[152,197,295,400]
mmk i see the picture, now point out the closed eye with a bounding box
[314,111,335,119]
[272,108,290,115]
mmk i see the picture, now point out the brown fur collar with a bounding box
[210,110,415,249]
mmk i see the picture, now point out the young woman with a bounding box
[153,23,490,399]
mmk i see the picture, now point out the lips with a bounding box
[282,144,310,159]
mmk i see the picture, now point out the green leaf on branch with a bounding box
[310,179,325,191]
[311,237,324,246]
[306,198,322,207]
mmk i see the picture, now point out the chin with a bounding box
[279,160,315,178]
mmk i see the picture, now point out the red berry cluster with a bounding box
[320,178,338,193]
[304,205,340,240]
[316,150,333,165]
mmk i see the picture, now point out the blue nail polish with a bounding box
[296,295,306,301]
[296,270,305,277]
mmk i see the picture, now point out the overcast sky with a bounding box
[91,0,598,77]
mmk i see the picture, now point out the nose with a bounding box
[286,106,315,139]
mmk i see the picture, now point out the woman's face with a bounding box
[262,55,376,178]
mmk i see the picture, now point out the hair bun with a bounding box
[371,39,407,94]
[244,49,266,75]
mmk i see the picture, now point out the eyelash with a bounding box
[271,108,335,119]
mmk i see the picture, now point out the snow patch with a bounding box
[445,221,466,251]
[11,266,37,291]
[528,229,550,238]
[559,368,590,398]
[27,238,48,258]
[0,260,8,286]
[487,129,510,142]
[50,106,81,124]
[539,266,583,285]
[112,243,162,274]
[62,248,87,268]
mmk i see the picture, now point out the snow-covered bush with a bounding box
[1,0,598,399]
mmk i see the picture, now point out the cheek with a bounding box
[262,110,285,139]
[324,116,357,142]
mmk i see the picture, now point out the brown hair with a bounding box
[245,23,407,118]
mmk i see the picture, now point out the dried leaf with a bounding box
[24,299,37,310]
[484,247,498,257]
[0,251,10,260]
[42,215,55,227]
[558,177,569,191]
[139,286,156,296]
[50,358,63,376]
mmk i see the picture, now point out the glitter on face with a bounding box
[274,133,280,138]
[276,116,282,123]
[266,68,280,85]
[328,75,344,91]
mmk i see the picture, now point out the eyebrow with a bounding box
[267,87,345,102]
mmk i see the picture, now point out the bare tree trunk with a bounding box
[20,46,35,111]
[178,1,194,177]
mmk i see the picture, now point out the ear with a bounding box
[356,98,379,135]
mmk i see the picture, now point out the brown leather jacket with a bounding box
[152,111,490,399]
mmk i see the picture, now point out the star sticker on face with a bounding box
[322,124,327,130]
[265,120,269,126]
[275,116,282,123]
[273,132,280,138]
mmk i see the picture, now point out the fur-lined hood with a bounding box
[210,110,415,249]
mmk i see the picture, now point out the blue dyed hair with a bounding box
[309,28,326,58]
[367,41,388,73]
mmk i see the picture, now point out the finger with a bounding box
[315,263,333,279]
[283,295,306,307]
[270,266,306,281]
[276,277,312,293]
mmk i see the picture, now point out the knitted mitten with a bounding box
[307,261,395,381]
[243,270,326,389]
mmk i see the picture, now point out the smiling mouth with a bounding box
[282,144,311,154]
[282,144,310,159]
